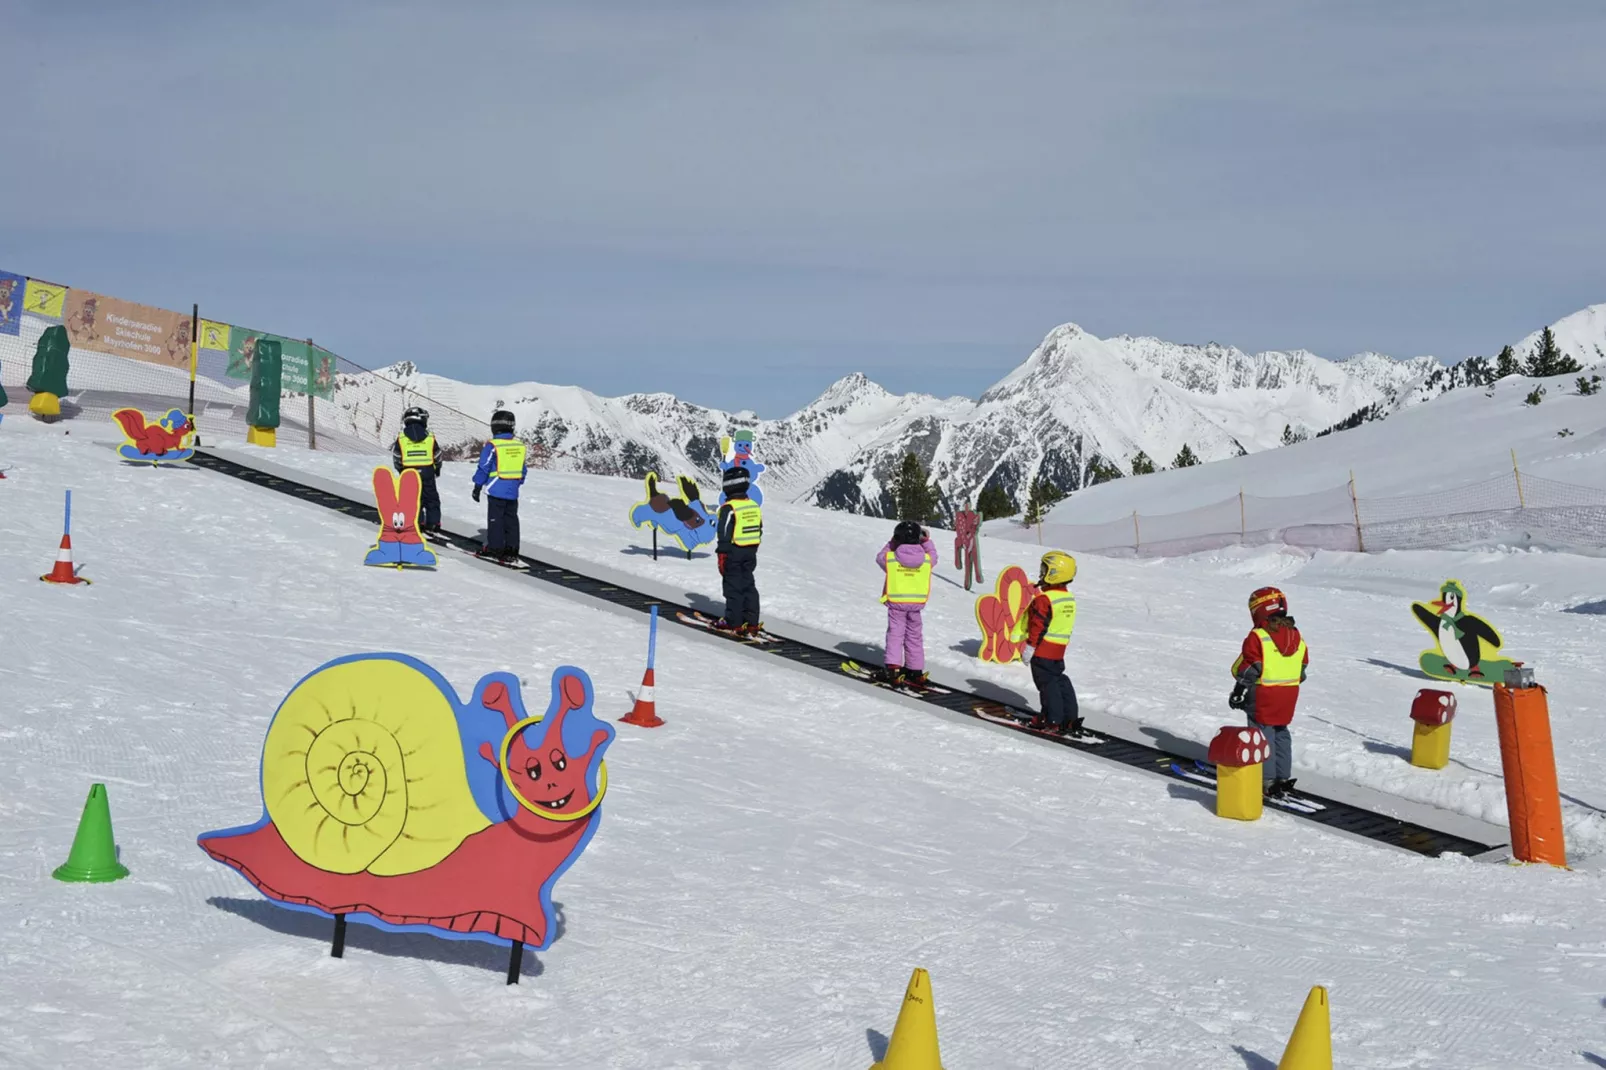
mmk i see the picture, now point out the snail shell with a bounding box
[263,658,490,876]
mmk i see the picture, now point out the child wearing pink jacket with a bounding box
[876,520,939,687]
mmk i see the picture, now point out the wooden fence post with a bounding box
[1349,470,1365,552]
[1512,449,1526,508]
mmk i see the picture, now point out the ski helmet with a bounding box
[403,405,429,427]
[722,465,751,496]
[1248,586,1287,623]
[1039,550,1077,585]
[490,409,516,435]
[892,520,923,547]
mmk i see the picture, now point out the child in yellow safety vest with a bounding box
[1229,586,1308,799]
[1023,550,1080,736]
[471,409,528,562]
[876,520,938,687]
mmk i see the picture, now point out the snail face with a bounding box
[506,708,605,817]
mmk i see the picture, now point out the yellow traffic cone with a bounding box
[871,967,944,1070]
[1277,985,1331,1070]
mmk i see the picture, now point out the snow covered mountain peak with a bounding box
[347,301,1603,518]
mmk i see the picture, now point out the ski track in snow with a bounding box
[1,423,1603,1068]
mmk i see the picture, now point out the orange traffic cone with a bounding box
[622,666,663,727]
[41,490,88,585]
[620,606,664,727]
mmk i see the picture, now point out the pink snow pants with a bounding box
[885,603,926,671]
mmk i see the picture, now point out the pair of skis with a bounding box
[676,610,784,645]
[1162,759,1326,814]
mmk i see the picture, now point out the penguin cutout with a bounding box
[1411,579,1516,686]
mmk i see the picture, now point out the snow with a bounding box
[1043,369,1606,525]
[4,419,1606,1067]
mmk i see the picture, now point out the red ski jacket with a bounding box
[1231,624,1308,726]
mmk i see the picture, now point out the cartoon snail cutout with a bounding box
[199,655,614,950]
[1411,579,1517,686]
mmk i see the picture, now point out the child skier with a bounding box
[714,465,763,634]
[953,499,983,591]
[392,405,443,534]
[1229,586,1309,798]
[1022,550,1080,735]
[876,520,938,686]
[471,409,527,561]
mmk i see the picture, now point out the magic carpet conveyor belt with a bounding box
[189,449,1503,861]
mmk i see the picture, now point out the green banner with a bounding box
[223,327,335,400]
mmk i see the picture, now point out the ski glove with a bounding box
[718,553,727,575]
[1022,645,1036,662]
[1228,682,1250,710]
[472,484,482,503]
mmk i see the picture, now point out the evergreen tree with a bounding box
[893,452,940,523]
[1172,444,1199,468]
[1022,476,1065,526]
[1129,450,1156,476]
[1524,327,1582,378]
[1578,374,1603,397]
[976,483,1015,520]
[1494,344,1521,379]
[1280,424,1308,446]
[1524,385,1546,407]
[1088,456,1124,484]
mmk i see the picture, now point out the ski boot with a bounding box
[737,622,764,638]
[709,618,742,634]
[900,670,930,690]
[1266,777,1297,799]
[871,665,904,685]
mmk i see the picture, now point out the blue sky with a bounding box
[4,1,1604,416]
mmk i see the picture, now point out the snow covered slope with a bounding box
[5,416,1606,1068]
[1040,368,1606,527]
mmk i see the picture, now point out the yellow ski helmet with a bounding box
[1039,550,1077,585]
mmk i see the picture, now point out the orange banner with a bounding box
[61,289,193,369]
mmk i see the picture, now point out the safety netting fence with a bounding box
[0,268,577,470]
[1026,468,1606,556]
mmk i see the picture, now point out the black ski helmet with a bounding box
[892,520,922,547]
[490,409,515,435]
[403,405,428,427]
[722,465,751,496]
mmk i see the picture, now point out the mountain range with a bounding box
[351,303,1606,517]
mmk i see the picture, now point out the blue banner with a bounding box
[0,271,23,336]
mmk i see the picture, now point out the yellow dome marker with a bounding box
[871,967,944,1070]
[1277,985,1332,1070]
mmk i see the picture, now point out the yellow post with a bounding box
[1410,721,1453,770]
[28,392,61,417]
[246,426,277,447]
[1511,449,1525,508]
[1277,985,1332,1070]
[1216,762,1264,821]
[871,967,944,1070]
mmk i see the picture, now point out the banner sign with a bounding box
[0,272,21,336]
[224,327,334,399]
[198,319,232,353]
[61,289,192,368]
[22,279,66,321]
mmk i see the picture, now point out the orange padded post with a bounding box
[1492,672,1566,867]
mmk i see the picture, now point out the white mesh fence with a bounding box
[1028,470,1606,557]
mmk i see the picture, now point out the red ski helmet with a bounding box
[1248,586,1288,624]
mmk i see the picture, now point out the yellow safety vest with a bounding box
[397,433,436,468]
[1255,628,1305,686]
[728,499,763,547]
[881,550,932,605]
[1042,589,1077,644]
[491,439,526,480]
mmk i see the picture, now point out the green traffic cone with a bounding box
[52,783,130,882]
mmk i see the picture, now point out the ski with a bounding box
[838,660,953,696]
[971,704,1103,745]
[675,610,783,645]
[1163,759,1325,814]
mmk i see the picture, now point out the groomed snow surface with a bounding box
[3,420,1605,1068]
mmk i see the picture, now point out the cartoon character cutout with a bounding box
[65,295,98,345]
[974,565,1041,663]
[630,472,717,553]
[718,430,766,506]
[198,659,614,950]
[365,467,437,568]
[0,276,18,335]
[1411,579,1515,686]
[112,408,196,464]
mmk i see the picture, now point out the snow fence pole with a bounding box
[1132,511,1140,552]
[1348,471,1364,553]
[1511,448,1525,509]
[306,337,318,450]
[1239,487,1246,539]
